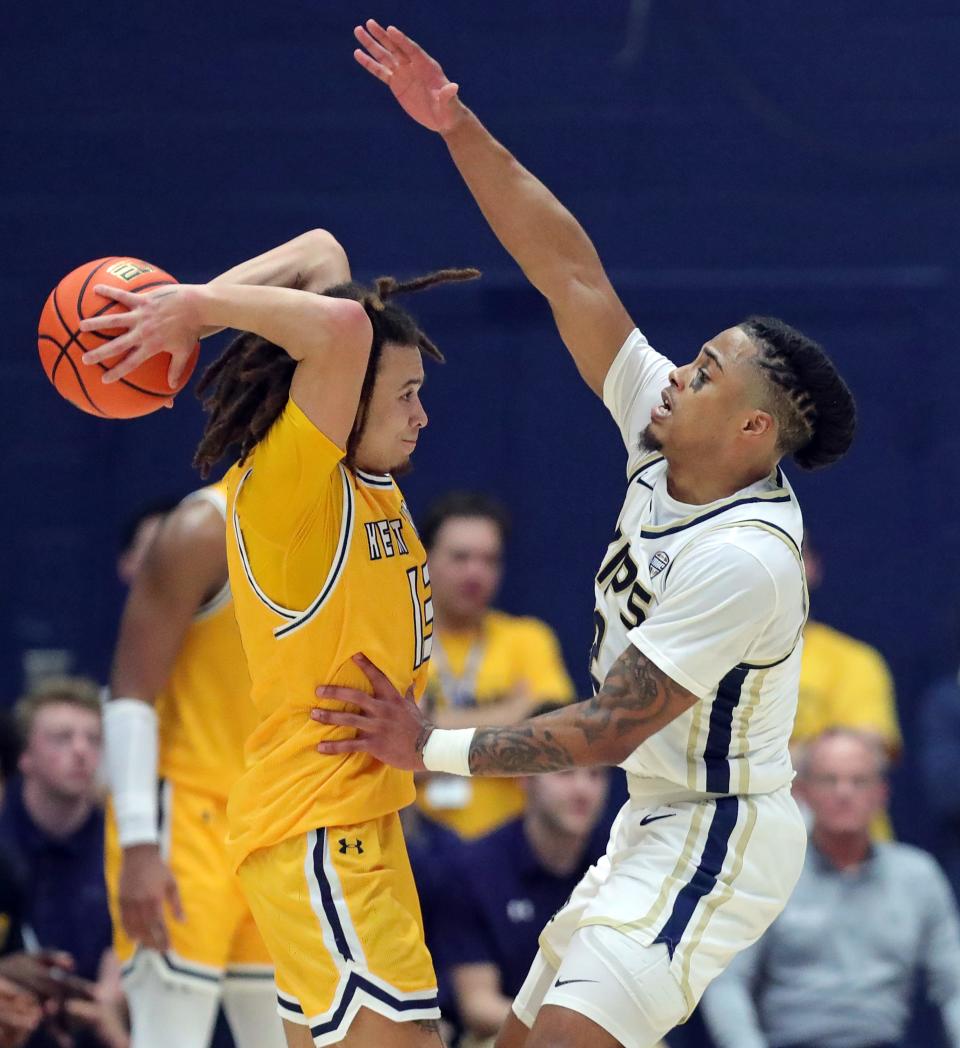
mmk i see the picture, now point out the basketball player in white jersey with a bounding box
[310,22,857,1048]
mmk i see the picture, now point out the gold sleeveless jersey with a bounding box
[224,399,432,871]
[154,482,257,799]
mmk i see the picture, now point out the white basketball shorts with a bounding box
[514,786,806,1044]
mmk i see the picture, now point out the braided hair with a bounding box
[740,315,856,471]
[193,267,479,477]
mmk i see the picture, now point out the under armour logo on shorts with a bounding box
[338,838,364,854]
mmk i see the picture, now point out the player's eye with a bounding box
[696,368,710,386]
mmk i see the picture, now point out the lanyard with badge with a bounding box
[432,634,486,709]
[423,633,485,809]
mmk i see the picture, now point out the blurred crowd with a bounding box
[1,489,958,1048]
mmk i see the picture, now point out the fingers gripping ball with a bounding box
[37,257,200,418]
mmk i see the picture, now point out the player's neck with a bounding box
[812,826,873,871]
[524,813,588,877]
[433,606,486,636]
[21,778,94,839]
[665,457,773,505]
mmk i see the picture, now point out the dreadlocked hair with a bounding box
[739,315,856,471]
[192,267,480,477]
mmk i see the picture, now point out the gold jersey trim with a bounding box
[232,468,299,621]
[230,466,356,640]
[273,466,354,639]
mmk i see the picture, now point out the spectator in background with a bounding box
[0,866,100,1048]
[701,728,960,1048]
[441,707,610,1047]
[417,492,575,839]
[0,677,128,1047]
[794,537,900,838]
[1,678,111,982]
[0,717,53,1048]
[0,843,40,1048]
[918,666,960,902]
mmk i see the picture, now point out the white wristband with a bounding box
[422,727,475,777]
[103,698,160,848]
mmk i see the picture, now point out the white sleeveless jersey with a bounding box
[592,329,808,801]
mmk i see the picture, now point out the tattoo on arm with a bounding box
[467,645,696,775]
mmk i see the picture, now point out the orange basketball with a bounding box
[37,257,201,419]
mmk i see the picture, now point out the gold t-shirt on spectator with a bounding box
[417,610,574,838]
[795,619,900,838]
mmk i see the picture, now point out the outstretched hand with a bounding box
[312,654,431,771]
[354,20,464,134]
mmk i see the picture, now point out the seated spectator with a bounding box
[918,666,960,902]
[794,537,901,839]
[442,722,610,1048]
[0,677,128,1047]
[1,677,111,982]
[417,492,575,839]
[0,845,39,1048]
[700,728,960,1048]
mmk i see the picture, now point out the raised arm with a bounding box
[105,499,228,951]
[354,21,634,396]
[207,228,350,297]
[79,234,371,447]
[200,228,352,337]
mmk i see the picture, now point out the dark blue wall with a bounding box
[4,3,959,838]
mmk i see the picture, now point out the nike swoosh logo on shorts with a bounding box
[639,812,677,825]
[554,978,598,988]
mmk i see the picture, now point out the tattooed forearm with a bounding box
[469,723,577,774]
[467,645,697,775]
[575,645,685,744]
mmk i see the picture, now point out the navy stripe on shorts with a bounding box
[654,796,740,957]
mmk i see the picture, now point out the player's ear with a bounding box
[742,409,774,437]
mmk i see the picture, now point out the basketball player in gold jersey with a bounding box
[104,485,284,1048]
[103,234,352,1048]
[81,232,477,1048]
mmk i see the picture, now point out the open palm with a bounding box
[354,20,462,133]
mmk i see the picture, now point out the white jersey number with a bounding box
[590,530,654,691]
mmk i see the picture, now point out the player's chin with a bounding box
[641,422,665,454]
[390,454,414,478]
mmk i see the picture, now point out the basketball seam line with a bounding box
[48,284,106,416]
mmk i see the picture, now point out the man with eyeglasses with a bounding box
[701,728,960,1048]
